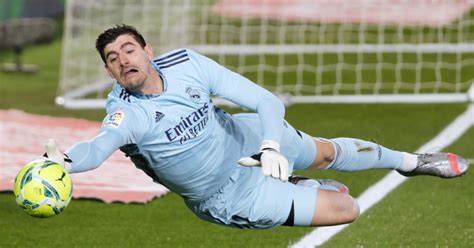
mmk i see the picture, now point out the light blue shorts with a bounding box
[185,113,318,229]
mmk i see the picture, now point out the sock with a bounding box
[327,138,404,171]
[397,152,418,172]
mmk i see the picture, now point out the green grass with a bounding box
[0,103,471,248]
[202,7,474,45]
[326,127,474,247]
[211,52,474,95]
[0,26,473,247]
[0,39,105,121]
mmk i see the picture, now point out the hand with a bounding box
[43,139,72,172]
[238,140,289,181]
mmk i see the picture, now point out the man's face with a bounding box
[103,34,154,92]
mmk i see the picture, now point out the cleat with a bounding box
[289,175,349,194]
[397,153,469,178]
[317,179,350,194]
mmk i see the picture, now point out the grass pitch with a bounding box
[0,27,473,248]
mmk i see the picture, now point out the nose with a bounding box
[119,53,130,66]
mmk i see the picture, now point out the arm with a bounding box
[188,49,285,143]
[65,130,124,173]
[45,107,146,173]
[188,50,288,181]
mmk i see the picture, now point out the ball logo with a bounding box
[104,111,125,128]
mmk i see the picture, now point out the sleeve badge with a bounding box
[104,111,125,128]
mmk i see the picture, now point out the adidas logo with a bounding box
[155,111,164,122]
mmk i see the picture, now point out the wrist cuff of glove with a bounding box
[42,152,72,172]
[260,139,280,152]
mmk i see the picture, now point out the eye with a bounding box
[126,49,134,54]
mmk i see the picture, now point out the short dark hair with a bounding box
[95,24,147,63]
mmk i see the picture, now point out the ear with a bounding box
[144,44,154,60]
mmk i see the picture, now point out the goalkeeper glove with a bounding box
[238,139,289,181]
[43,139,72,172]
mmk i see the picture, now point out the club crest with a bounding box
[185,87,201,103]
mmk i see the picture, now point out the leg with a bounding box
[307,138,337,170]
[308,137,404,171]
[311,189,359,226]
[306,137,469,178]
[287,175,357,226]
[282,179,359,227]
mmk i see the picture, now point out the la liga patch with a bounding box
[104,111,125,128]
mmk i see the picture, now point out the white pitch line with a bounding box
[291,104,474,248]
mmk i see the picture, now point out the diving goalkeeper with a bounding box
[44,25,469,228]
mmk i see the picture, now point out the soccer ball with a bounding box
[13,158,73,218]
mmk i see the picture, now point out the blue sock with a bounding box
[327,138,403,171]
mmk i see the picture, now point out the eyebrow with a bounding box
[105,41,137,60]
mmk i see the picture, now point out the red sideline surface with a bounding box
[213,0,473,27]
[0,109,169,203]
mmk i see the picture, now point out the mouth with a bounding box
[123,68,139,79]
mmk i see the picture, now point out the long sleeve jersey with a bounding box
[65,49,285,201]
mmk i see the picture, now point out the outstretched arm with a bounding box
[44,129,125,173]
[45,107,146,173]
[65,129,124,173]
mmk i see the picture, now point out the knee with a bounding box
[311,191,360,226]
[339,194,360,223]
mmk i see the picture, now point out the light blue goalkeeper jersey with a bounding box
[66,49,285,201]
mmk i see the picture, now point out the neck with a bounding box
[140,69,163,95]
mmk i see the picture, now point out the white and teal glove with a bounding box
[238,139,289,181]
[43,139,72,172]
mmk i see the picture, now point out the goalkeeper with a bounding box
[44,25,469,228]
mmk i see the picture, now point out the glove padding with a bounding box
[43,139,72,172]
[238,140,289,181]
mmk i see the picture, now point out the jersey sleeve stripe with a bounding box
[158,58,190,69]
[155,54,188,66]
[153,49,187,62]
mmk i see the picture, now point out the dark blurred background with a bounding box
[0,0,64,20]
